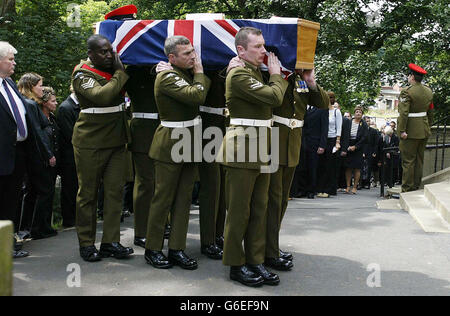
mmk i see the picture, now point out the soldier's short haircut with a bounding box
[235,27,262,50]
[164,36,191,57]
[87,34,111,51]
[410,71,424,83]
[0,41,17,59]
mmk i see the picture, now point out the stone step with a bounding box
[399,190,450,233]
[424,182,450,224]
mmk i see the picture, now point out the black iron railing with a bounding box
[430,114,450,173]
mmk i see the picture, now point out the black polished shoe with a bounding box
[307,193,315,199]
[230,265,264,287]
[248,264,280,285]
[168,249,198,270]
[134,237,146,248]
[279,249,293,261]
[99,242,134,259]
[164,224,171,239]
[215,236,224,249]
[80,245,102,262]
[265,257,293,271]
[13,249,29,259]
[145,250,173,269]
[201,244,223,260]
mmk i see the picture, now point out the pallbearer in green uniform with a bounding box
[220,27,288,287]
[125,65,159,248]
[265,69,329,271]
[198,70,228,260]
[72,35,133,262]
[398,63,433,192]
[144,36,211,270]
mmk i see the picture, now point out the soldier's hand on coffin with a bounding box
[227,56,245,74]
[113,51,125,72]
[156,61,173,73]
[193,52,204,74]
[267,52,281,75]
[302,68,317,90]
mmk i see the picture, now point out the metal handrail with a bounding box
[432,114,449,173]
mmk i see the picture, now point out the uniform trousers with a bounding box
[215,165,227,239]
[59,159,78,226]
[132,152,154,238]
[74,145,126,247]
[145,161,196,251]
[400,138,427,192]
[223,167,270,266]
[198,160,221,246]
[266,166,295,259]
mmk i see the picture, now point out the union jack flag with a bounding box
[97,18,298,73]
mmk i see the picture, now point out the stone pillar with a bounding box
[0,221,13,296]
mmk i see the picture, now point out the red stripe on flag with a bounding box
[117,20,154,53]
[174,20,194,44]
[214,20,238,37]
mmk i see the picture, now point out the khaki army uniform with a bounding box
[145,66,211,251]
[266,75,329,259]
[72,60,129,247]
[125,66,159,238]
[397,82,433,192]
[198,71,228,247]
[219,61,288,266]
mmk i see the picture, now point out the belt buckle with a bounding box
[223,108,230,117]
[289,119,296,129]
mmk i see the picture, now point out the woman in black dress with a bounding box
[345,106,368,194]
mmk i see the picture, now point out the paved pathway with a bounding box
[13,188,450,296]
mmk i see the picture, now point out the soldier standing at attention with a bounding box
[397,63,433,192]
[144,36,211,270]
[265,69,329,271]
[72,34,133,262]
[220,27,288,287]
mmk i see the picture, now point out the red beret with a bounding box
[105,4,137,20]
[408,63,427,75]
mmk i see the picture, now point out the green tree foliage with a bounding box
[0,0,447,117]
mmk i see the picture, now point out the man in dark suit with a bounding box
[56,89,80,228]
[382,126,399,188]
[299,105,328,198]
[0,41,45,258]
[337,115,351,190]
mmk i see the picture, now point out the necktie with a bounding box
[2,79,26,138]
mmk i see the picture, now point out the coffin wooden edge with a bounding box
[296,19,321,70]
